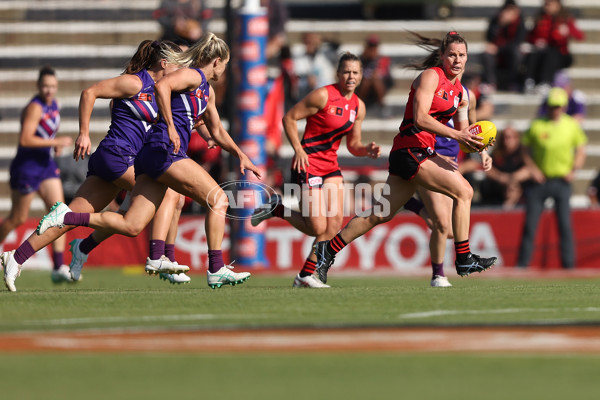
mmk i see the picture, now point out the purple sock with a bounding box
[432,262,445,277]
[79,234,99,255]
[149,240,165,260]
[14,240,36,265]
[165,244,175,261]
[52,251,64,270]
[208,249,224,273]
[404,197,424,215]
[63,212,90,226]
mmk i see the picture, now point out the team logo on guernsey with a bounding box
[194,89,208,102]
[328,106,343,116]
[138,93,152,102]
[436,89,448,101]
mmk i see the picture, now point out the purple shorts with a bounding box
[134,142,189,180]
[87,144,135,182]
[10,158,60,194]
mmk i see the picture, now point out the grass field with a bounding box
[1,268,600,399]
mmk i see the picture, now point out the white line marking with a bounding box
[20,314,231,326]
[399,307,600,319]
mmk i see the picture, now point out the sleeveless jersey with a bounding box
[102,69,158,153]
[392,67,463,152]
[146,68,210,155]
[15,95,60,162]
[435,84,470,158]
[298,84,359,175]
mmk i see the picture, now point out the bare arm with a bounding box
[76,74,143,160]
[19,103,72,149]
[521,144,545,183]
[413,70,483,151]
[282,87,328,172]
[566,145,586,182]
[346,98,380,158]
[155,68,203,154]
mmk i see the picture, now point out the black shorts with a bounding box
[290,169,343,189]
[388,147,435,180]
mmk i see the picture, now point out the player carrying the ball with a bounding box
[314,31,497,283]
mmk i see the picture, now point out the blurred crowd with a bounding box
[90,0,595,216]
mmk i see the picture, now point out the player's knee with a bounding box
[309,220,327,236]
[326,216,344,237]
[207,189,229,212]
[432,220,451,236]
[124,222,147,237]
[456,182,473,202]
[176,194,185,211]
[371,212,393,225]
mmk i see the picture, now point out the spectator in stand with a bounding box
[523,0,584,94]
[292,32,336,101]
[538,70,586,123]
[517,87,587,269]
[588,171,600,208]
[356,34,394,118]
[154,0,212,46]
[461,73,495,121]
[480,125,532,208]
[262,0,289,60]
[481,0,526,92]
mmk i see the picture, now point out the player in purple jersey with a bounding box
[0,41,193,292]
[0,66,73,286]
[36,33,261,289]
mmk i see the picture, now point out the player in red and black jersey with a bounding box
[314,32,497,284]
[251,52,381,288]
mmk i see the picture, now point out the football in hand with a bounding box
[459,120,497,153]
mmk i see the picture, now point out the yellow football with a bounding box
[459,120,497,153]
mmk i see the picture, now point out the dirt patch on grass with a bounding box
[2,326,600,353]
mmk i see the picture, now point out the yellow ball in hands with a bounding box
[459,120,497,153]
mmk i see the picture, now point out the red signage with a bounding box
[4,209,600,272]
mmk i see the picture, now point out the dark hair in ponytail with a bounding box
[123,40,182,74]
[37,65,56,84]
[404,31,468,71]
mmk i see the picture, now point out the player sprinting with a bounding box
[313,32,497,284]
[34,33,261,290]
[1,40,193,291]
[250,52,381,288]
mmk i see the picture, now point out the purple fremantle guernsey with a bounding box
[145,68,210,155]
[434,85,469,160]
[101,69,159,154]
[15,96,60,162]
[10,96,61,193]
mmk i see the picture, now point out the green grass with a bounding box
[1,269,600,332]
[2,269,600,400]
[0,353,599,400]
